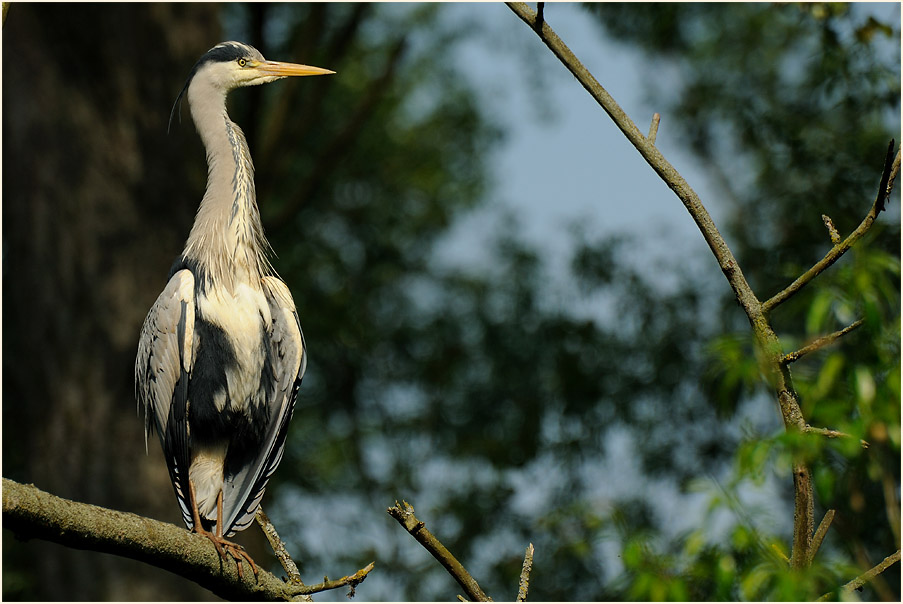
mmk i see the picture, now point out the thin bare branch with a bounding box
[387,500,492,602]
[817,549,901,601]
[803,424,869,448]
[781,319,865,365]
[647,113,661,145]
[808,509,835,565]
[516,543,535,602]
[256,506,310,599]
[764,142,899,313]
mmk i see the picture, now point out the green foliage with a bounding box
[586,3,900,600]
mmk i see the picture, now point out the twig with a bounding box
[781,319,865,365]
[300,562,376,598]
[821,214,841,244]
[387,500,492,602]
[803,424,869,448]
[764,141,899,313]
[817,549,901,601]
[516,543,534,602]
[807,509,835,565]
[255,506,308,595]
[647,113,661,145]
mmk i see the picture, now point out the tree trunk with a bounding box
[2,4,226,599]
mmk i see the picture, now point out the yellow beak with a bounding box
[254,61,335,77]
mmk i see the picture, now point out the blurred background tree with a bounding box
[2,2,898,601]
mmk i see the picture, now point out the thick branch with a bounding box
[3,478,372,601]
[781,319,865,365]
[387,500,492,602]
[764,142,899,313]
[817,549,901,601]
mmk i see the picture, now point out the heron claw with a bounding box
[195,527,259,580]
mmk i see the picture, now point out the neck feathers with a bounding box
[182,77,273,290]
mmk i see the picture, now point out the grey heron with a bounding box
[136,41,333,576]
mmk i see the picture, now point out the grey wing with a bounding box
[135,269,196,529]
[221,275,306,536]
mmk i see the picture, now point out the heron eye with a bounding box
[238,58,247,67]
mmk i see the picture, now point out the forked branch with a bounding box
[764,142,900,313]
[255,506,309,598]
[505,0,896,587]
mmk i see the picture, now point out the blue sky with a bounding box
[436,2,901,281]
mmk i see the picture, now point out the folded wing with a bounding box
[220,275,306,536]
[135,269,196,529]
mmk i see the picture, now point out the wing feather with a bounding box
[135,269,196,529]
[220,276,305,536]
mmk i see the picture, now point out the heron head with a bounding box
[169,41,334,131]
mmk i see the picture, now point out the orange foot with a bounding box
[194,524,258,580]
[188,480,259,580]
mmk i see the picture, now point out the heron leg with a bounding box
[187,481,258,580]
[213,489,258,580]
[188,480,226,559]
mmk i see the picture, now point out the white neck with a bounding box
[181,76,271,291]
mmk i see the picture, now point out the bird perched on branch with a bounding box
[136,41,333,576]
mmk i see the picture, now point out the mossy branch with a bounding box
[2,477,373,601]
